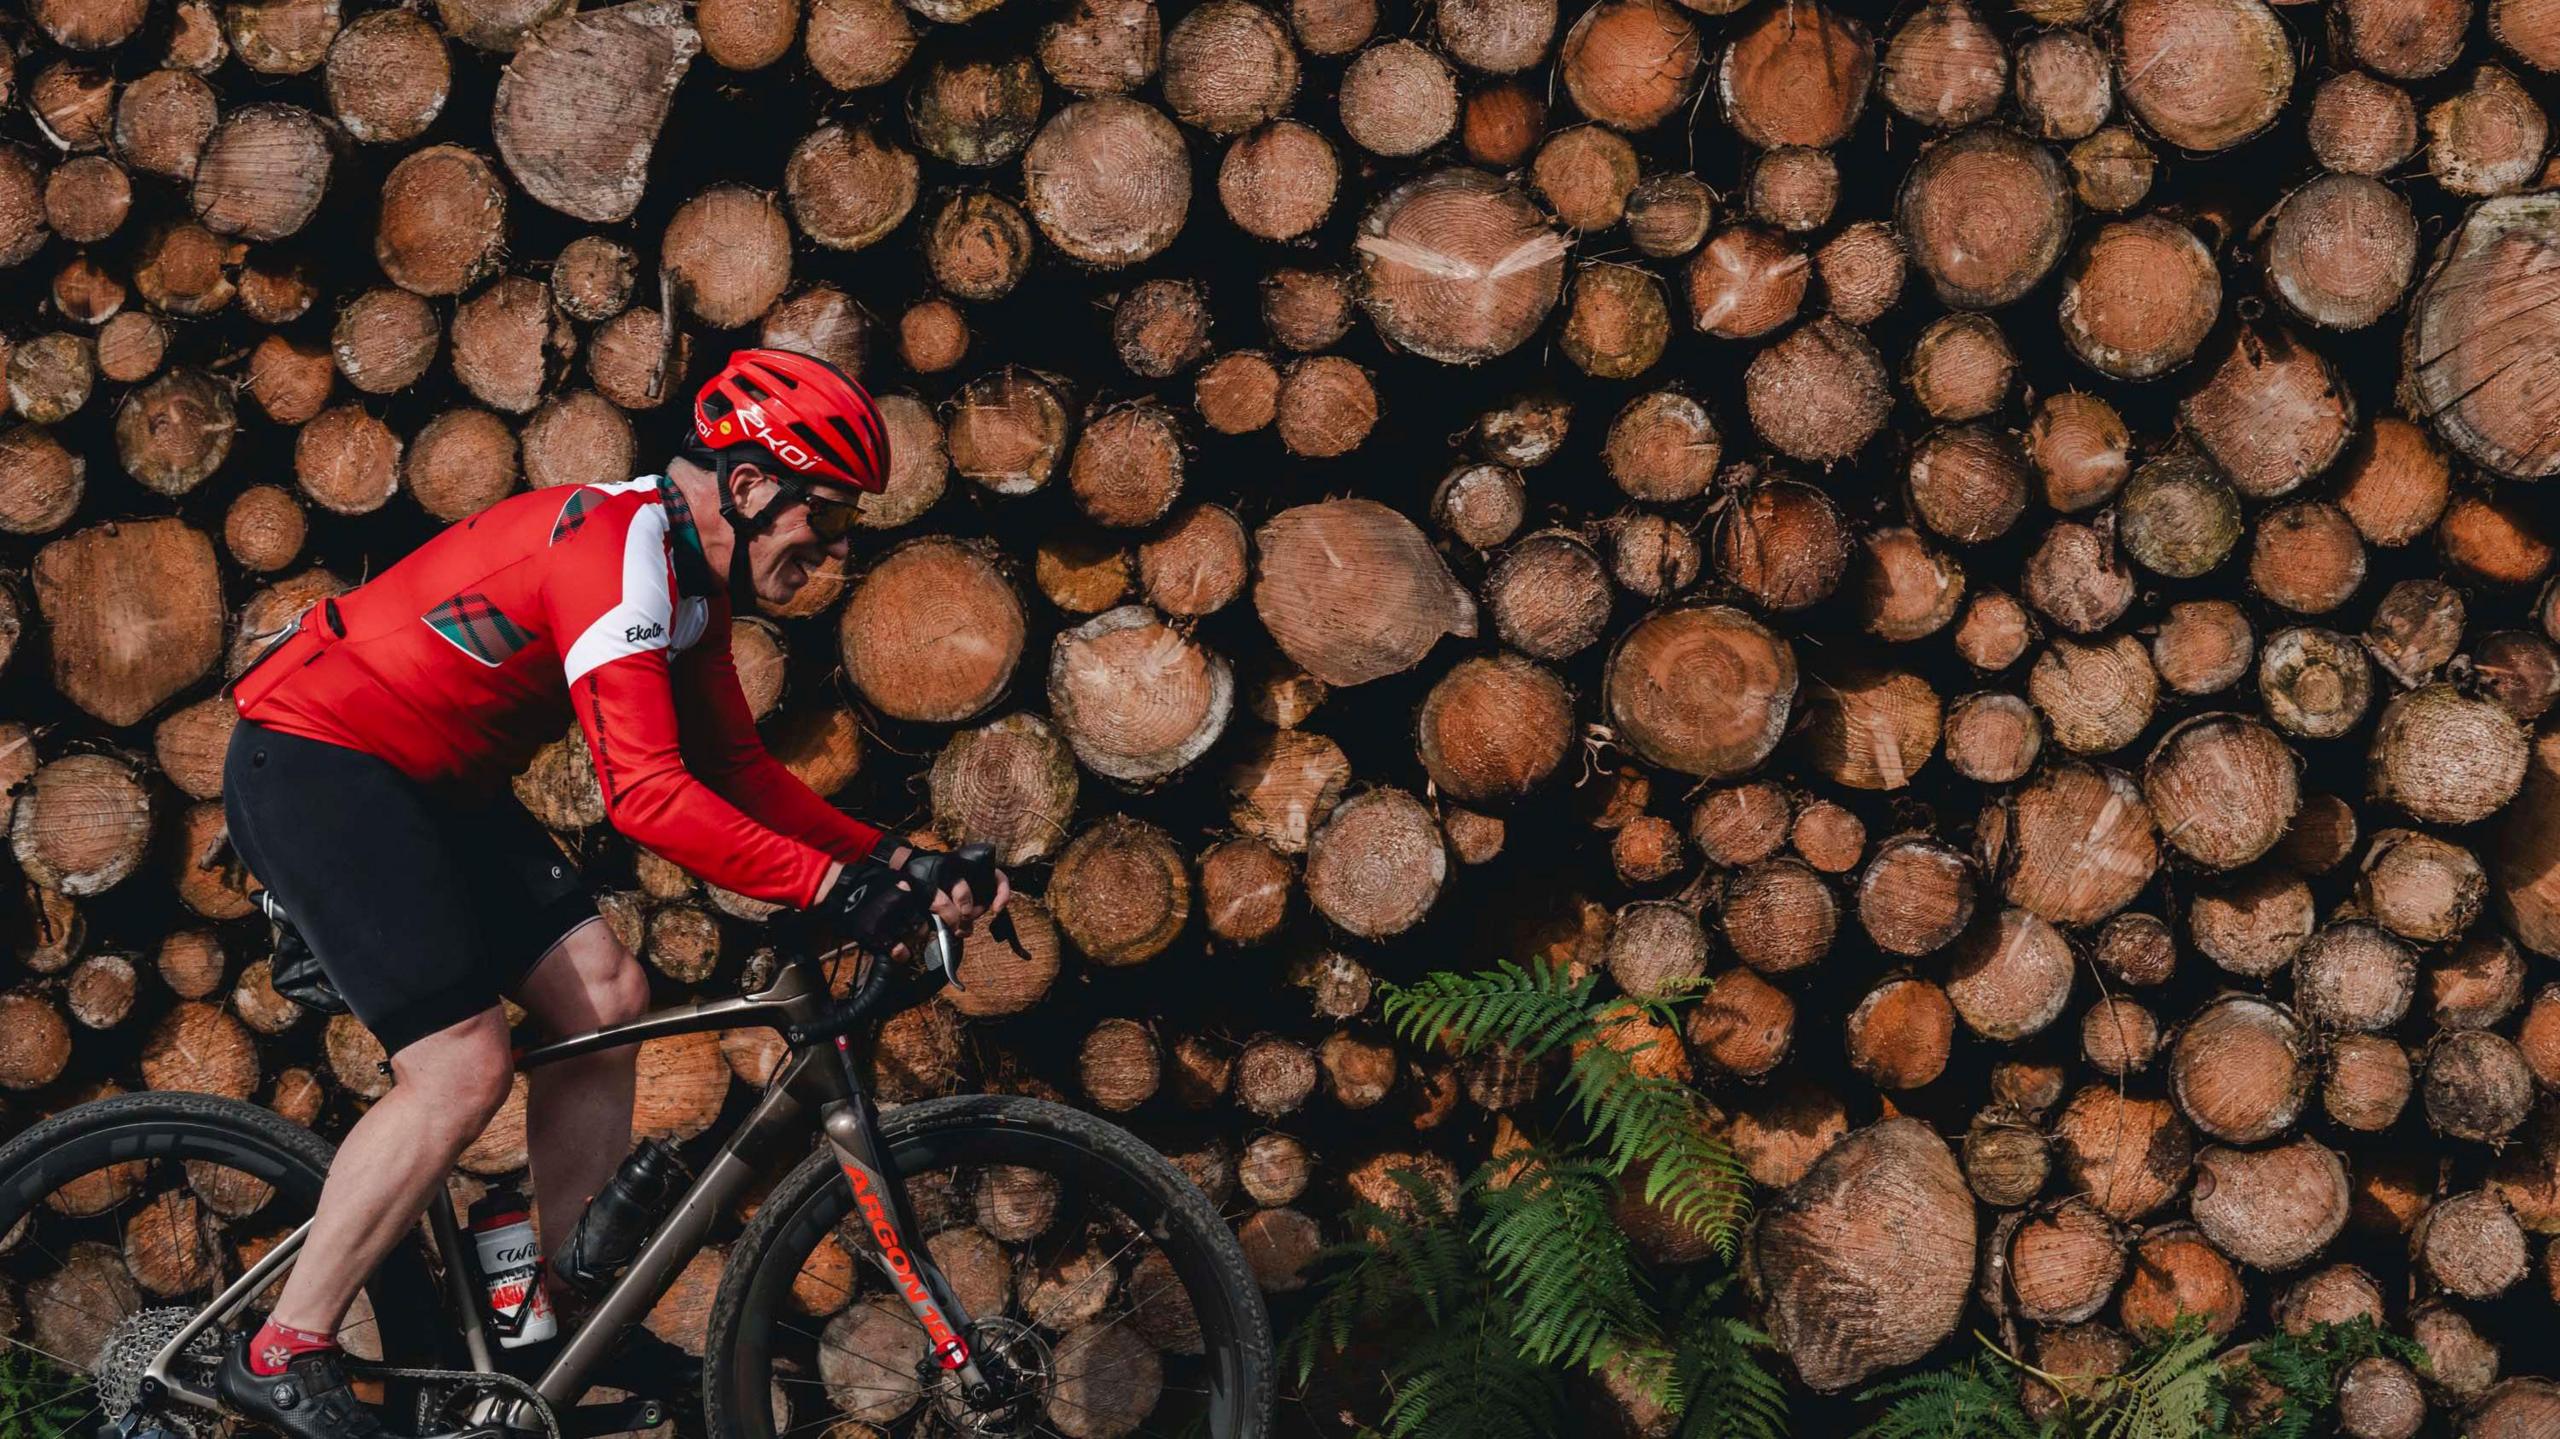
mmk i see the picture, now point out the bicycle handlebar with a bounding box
[783,841,1009,1047]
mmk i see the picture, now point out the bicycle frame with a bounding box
[145,934,993,1432]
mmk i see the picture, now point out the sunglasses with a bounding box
[787,484,864,540]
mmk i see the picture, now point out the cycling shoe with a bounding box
[217,1333,390,1439]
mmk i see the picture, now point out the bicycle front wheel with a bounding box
[705,1094,1274,1439]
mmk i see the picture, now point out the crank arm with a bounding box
[559,1398,665,1436]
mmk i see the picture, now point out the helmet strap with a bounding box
[713,451,791,613]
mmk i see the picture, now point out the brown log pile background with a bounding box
[8,0,2560,1429]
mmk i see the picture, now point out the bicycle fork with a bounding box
[818,1038,1000,1405]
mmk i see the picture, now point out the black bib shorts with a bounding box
[222,716,601,1057]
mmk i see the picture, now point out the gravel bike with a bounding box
[0,844,1273,1439]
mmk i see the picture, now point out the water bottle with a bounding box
[552,1139,691,1301]
[467,1188,557,1348]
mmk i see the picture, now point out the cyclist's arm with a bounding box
[672,628,888,867]
[550,510,840,908]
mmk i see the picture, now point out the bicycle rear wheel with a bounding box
[705,1094,1273,1439]
[0,1091,450,1434]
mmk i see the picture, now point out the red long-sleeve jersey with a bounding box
[232,475,883,907]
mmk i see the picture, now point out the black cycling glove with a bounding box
[813,842,1002,951]
[813,851,933,951]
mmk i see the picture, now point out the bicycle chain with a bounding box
[340,1359,565,1439]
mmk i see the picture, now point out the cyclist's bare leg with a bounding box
[268,1007,515,1333]
[513,919,651,1268]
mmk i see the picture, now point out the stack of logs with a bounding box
[6,0,2560,1430]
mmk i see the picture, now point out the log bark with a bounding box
[36,519,222,727]
[839,537,1023,724]
[1717,2,1873,148]
[2120,1226,2245,1341]
[1746,1118,1974,1393]
[1254,500,1474,687]
[2424,1028,2535,1142]
[2053,1085,2192,1224]
[2112,0,2293,151]
[1744,317,1889,463]
[1604,605,1796,781]
[1846,976,1953,1089]
[2059,216,2218,379]
[1899,126,2071,310]
[1305,788,1443,938]
[1048,606,1232,784]
[116,367,236,495]
[1414,654,1572,807]
[492,0,699,224]
[192,103,332,240]
[2009,1198,2123,1323]
[1982,761,2157,925]
[1720,858,1837,976]
[1024,98,1190,266]
[1908,315,2015,422]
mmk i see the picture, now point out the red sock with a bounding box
[249,1318,337,1376]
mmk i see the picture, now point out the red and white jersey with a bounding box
[233,476,883,907]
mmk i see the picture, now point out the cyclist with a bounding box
[217,348,1008,1439]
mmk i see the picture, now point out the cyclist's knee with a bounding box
[389,1008,513,1128]
[519,920,650,1033]
[596,952,651,1027]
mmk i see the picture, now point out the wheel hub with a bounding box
[930,1318,1052,1437]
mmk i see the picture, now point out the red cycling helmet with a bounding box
[693,348,890,494]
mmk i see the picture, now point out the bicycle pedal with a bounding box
[558,1399,664,1436]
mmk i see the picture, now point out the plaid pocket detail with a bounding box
[423,592,535,668]
[550,489,600,545]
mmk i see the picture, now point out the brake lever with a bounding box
[928,915,964,991]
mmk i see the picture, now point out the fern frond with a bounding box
[2242,1317,2422,1439]
[1854,1359,2048,1439]
[1374,1339,1570,1439]
[1379,958,1598,1060]
[2087,1320,2224,1439]
[1674,1279,1789,1439]
[1281,1183,1471,1383]
[1471,1156,1663,1377]
[1559,1040,1753,1256]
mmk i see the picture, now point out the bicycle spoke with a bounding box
[0,1373,97,1431]
[763,1370,932,1402]
[12,1230,141,1350]
[774,1317,922,1390]
[1020,1227,1149,1332]
[1047,1268,1186,1365]
[0,1333,105,1378]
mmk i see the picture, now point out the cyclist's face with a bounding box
[739,471,861,602]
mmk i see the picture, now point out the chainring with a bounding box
[95,1308,229,1439]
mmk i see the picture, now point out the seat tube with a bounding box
[818,1040,989,1394]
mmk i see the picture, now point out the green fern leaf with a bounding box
[1472,1157,1662,1375]
[2088,1321,2224,1439]
[1674,1280,1789,1439]
[1854,1360,2047,1439]
[2242,1316,2421,1439]
[1380,959,1597,1059]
